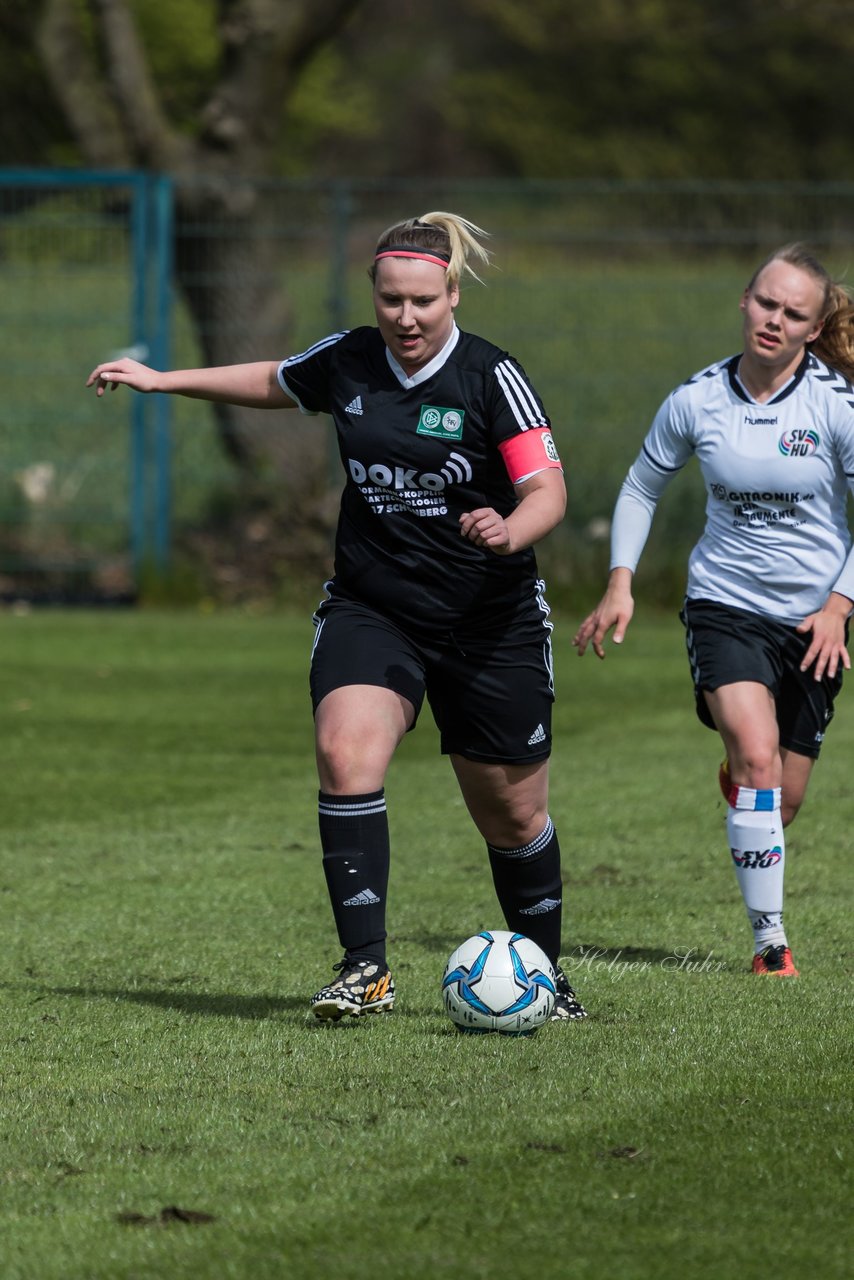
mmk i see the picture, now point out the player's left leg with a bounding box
[433,604,585,1019]
[451,756,558,956]
[779,748,815,827]
[451,756,586,1020]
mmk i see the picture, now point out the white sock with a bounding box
[725,785,787,952]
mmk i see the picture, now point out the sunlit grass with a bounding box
[0,607,850,1279]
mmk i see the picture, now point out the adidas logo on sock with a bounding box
[344,395,363,416]
[343,888,380,906]
[520,897,561,915]
[527,724,546,746]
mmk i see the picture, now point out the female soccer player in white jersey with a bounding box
[574,244,854,977]
[88,211,586,1022]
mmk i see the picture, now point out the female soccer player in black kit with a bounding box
[88,211,586,1023]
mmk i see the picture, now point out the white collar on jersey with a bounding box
[385,323,460,388]
[732,357,799,405]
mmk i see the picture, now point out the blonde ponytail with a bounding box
[371,211,491,287]
[812,282,854,381]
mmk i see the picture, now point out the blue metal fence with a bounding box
[0,167,173,598]
[2,171,853,602]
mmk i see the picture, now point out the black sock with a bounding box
[318,789,389,966]
[487,817,562,968]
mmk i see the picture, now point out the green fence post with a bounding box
[150,174,174,574]
[129,172,149,579]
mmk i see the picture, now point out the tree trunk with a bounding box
[36,0,363,487]
[173,180,307,476]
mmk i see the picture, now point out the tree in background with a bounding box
[14,1,854,180]
[254,0,854,183]
[448,0,854,180]
[3,0,853,598]
[4,0,853,481]
[32,0,364,475]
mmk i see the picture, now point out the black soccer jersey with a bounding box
[278,325,556,636]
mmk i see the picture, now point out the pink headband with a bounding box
[374,249,450,269]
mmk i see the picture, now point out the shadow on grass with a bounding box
[567,943,688,964]
[43,984,304,1018]
[18,982,431,1023]
[11,940,711,1025]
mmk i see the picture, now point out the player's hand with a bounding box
[796,593,852,681]
[573,574,635,659]
[86,358,159,397]
[459,508,513,554]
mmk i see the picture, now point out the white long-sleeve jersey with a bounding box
[610,352,854,625]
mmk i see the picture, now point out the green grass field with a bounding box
[1,607,851,1279]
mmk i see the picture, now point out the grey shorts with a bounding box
[680,598,846,759]
[310,596,555,764]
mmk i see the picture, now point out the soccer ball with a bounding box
[441,930,556,1034]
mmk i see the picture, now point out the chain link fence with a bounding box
[3,173,853,603]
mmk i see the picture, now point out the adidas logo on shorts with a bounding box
[343,888,381,906]
[527,723,546,746]
[345,395,363,416]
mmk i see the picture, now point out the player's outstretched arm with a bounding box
[573,567,635,659]
[86,357,296,409]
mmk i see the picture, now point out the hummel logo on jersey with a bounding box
[527,724,546,746]
[345,396,363,416]
[343,888,381,906]
[520,897,560,915]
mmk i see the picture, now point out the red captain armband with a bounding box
[498,428,562,484]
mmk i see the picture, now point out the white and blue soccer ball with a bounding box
[441,930,556,1034]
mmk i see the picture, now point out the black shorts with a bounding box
[680,598,846,759]
[309,596,555,764]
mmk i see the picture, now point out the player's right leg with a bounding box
[310,685,412,1020]
[704,681,797,975]
[721,747,814,828]
[683,600,800,976]
[308,601,423,1019]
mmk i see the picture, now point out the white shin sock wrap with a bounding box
[725,784,787,952]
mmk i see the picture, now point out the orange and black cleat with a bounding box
[752,944,799,977]
[311,957,395,1020]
